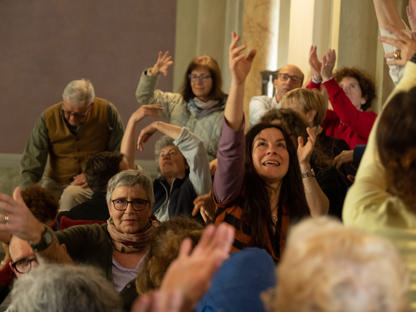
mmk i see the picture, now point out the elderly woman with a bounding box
[0,170,158,298]
[135,51,227,161]
[308,47,377,149]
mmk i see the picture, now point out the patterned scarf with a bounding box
[106,217,159,253]
[187,97,224,117]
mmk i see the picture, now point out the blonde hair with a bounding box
[281,88,327,128]
[263,217,410,312]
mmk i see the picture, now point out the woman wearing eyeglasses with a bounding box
[0,169,158,309]
[135,52,227,161]
[308,46,377,149]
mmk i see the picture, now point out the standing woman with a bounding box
[135,52,227,161]
[213,33,310,262]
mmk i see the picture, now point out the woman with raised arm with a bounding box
[135,51,227,161]
[308,47,377,149]
[213,32,310,262]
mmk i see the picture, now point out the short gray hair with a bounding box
[106,169,154,206]
[62,79,95,107]
[10,263,123,312]
[154,135,175,161]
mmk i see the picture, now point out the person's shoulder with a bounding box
[249,95,270,104]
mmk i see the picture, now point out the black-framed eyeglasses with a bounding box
[188,74,212,81]
[11,257,38,274]
[278,73,302,83]
[111,198,150,211]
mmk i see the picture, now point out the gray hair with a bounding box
[106,169,154,206]
[62,79,95,107]
[10,263,123,312]
[154,135,175,161]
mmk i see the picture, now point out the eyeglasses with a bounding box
[111,198,150,211]
[61,105,91,120]
[188,74,212,81]
[11,257,38,274]
[278,73,302,84]
[159,148,179,158]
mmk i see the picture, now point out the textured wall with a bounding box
[0,1,176,158]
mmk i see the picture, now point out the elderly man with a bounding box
[249,64,304,126]
[19,79,124,211]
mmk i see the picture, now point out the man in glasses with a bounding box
[19,79,124,211]
[249,64,304,126]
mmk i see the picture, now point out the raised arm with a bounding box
[137,121,211,195]
[343,56,416,226]
[135,51,174,106]
[214,32,256,204]
[120,105,163,169]
[297,128,329,216]
[0,187,73,264]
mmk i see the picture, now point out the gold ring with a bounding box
[3,215,8,224]
[393,49,401,60]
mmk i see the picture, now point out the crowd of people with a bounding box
[1,0,416,311]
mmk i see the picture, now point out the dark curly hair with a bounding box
[334,67,375,111]
[181,55,226,102]
[21,185,58,223]
[376,87,416,211]
[135,216,203,294]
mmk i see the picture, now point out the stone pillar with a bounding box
[241,0,278,123]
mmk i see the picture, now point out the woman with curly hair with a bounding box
[308,46,377,149]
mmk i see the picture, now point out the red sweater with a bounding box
[307,79,377,149]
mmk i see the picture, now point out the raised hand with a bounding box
[297,127,316,166]
[160,223,234,311]
[309,46,323,81]
[150,51,174,76]
[130,104,163,124]
[379,24,416,66]
[0,187,44,243]
[136,121,160,151]
[321,49,336,81]
[229,32,256,85]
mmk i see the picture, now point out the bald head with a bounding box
[274,64,304,102]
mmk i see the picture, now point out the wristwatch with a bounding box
[30,226,54,252]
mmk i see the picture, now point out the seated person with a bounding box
[260,109,347,219]
[56,151,128,228]
[9,263,123,312]
[0,170,159,309]
[19,79,124,211]
[135,51,227,161]
[249,64,304,126]
[264,217,410,312]
[343,53,416,307]
[308,47,377,149]
[121,106,211,222]
[280,87,356,181]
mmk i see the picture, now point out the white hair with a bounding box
[9,263,123,312]
[62,78,95,107]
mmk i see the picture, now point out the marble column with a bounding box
[241,0,278,123]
